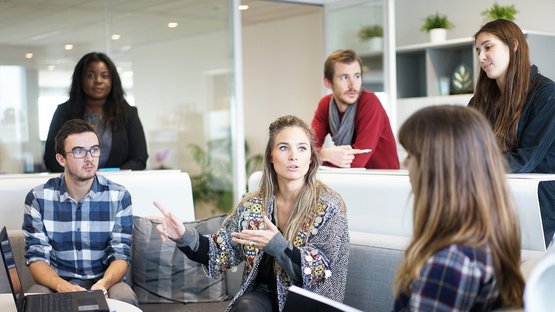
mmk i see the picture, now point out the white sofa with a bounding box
[1,169,550,311]
[249,169,553,252]
[0,170,196,230]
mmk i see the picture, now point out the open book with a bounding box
[283,285,363,312]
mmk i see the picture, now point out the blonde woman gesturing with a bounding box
[149,115,349,312]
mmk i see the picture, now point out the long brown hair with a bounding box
[470,19,531,152]
[395,105,524,307]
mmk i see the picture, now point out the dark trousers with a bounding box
[230,284,279,312]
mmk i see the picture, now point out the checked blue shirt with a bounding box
[23,174,132,281]
[393,244,501,312]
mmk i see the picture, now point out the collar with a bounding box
[59,174,99,203]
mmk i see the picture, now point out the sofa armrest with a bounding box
[5,229,35,291]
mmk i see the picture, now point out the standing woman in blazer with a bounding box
[43,52,148,172]
[394,105,524,311]
[469,19,555,246]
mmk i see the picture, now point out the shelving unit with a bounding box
[359,51,384,92]
[394,37,476,127]
[394,31,555,127]
[396,37,476,99]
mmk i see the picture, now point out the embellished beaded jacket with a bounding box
[204,185,349,311]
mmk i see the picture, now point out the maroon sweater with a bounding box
[311,90,400,169]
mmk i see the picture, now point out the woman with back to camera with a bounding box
[469,19,555,246]
[148,115,349,312]
[43,52,148,172]
[393,105,524,311]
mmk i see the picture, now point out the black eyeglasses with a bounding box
[64,146,101,159]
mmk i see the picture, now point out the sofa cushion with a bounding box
[344,232,409,312]
[132,215,228,304]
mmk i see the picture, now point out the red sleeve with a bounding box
[311,94,332,148]
[350,91,399,169]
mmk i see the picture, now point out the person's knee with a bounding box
[28,284,53,294]
[231,292,273,312]
[107,282,138,307]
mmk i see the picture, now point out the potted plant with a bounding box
[421,12,454,43]
[188,138,263,216]
[357,24,384,51]
[481,2,518,22]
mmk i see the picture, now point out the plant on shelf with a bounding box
[357,24,383,41]
[481,2,518,22]
[421,12,454,43]
[358,24,384,52]
[420,12,454,32]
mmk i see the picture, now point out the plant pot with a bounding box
[429,28,447,43]
[367,37,383,52]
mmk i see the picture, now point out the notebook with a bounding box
[282,285,363,312]
[0,226,110,312]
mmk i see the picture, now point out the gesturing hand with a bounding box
[146,201,186,241]
[322,145,369,168]
[231,216,279,249]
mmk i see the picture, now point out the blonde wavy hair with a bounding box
[395,105,524,307]
[228,115,324,242]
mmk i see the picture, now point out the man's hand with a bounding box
[30,261,86,293]
[319,145,369,167]
[56,282,86,293]
[91,279,109,297]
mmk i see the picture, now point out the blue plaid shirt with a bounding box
[393,244,501,312]
[23,174,133,281]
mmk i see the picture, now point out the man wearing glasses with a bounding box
[22,119,138,306]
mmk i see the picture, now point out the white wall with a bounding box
[395,0,555,46]
[242,12,325,157]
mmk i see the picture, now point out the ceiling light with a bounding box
[48,65,55,71]
[168,22,178,28]
[25,53,33,59]
[239,4,249,10]
[111,34,121,40]
[65,44,73,50]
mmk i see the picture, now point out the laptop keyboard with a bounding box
[27,293,72,312]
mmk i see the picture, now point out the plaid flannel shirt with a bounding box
[394,244,501,312]
[23,174,132,281]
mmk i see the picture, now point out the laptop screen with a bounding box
[283,285,363,312]
[0,226,26,311]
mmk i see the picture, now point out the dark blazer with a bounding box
[43,101,148,172]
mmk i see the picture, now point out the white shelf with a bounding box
[396,37,473,53]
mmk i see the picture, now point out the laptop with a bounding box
[283,285,363,312]
[0,226,110,312]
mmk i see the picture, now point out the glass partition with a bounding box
[324,0,396,127]
[0,0,239,215]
